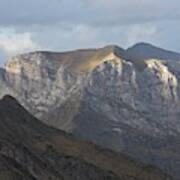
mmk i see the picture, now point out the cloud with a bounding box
[0,48,6,66]
[0,28,38,55]
[0,0,179,27]
[0,0,179,66]
[125,24,157,47]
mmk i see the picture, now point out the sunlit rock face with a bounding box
[1,44,180,179]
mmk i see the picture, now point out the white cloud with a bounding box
[0,28,38,56]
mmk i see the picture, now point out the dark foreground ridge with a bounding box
[0,95,171,180]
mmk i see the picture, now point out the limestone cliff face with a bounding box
[3,48,180,134]
[1,44,180,179]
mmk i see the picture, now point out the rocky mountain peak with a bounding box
[0,43,180,179]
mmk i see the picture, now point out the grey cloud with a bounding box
[14,20,179,52]
[0,0,180,65]
[0,0,179,27]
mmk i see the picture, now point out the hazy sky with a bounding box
[0,0,180,64]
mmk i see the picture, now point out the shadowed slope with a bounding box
[127,43,180,61]
[0,95,171,180]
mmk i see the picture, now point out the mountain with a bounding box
[127,42,180,61]
[0,95,170,180]
[0,43,180,179]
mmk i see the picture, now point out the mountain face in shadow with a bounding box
[0,95,170,180]
[0,43,179,179]
[127,42,180,61]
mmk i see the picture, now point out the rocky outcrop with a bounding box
[0,43,180,179]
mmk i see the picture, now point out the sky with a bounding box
[0,0,180,65]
